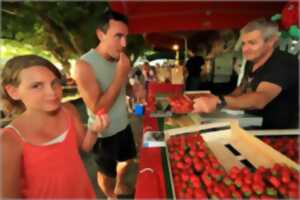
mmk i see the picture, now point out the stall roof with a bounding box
[109,1,284,34]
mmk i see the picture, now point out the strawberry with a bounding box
[288,189,299,198]
[234,177,243,188]
[173,153,181,161]
[212,169,224,182]
[243,174,253,185]
[181,173,189,182]
[201,173,213,188]
[256,166,267,174]
[249,194,259,200]
[184,156,192,165]
[288,181,298,190]
[232,190,243,199]
[281,170,291,183]
[271,163,281,176]
[266,187,277,197]
[190,175,200,188]
[194,162,204,173]
[223,176,233,186]
[229,166,240,179]
[260,194,276,200]
[278,186,288,197]
[194,189,207,199]
[242,167,250,176]
[96,108,107,116]
[197,151,206,159]
[176,161,184,170]
[269,176,281,188]
[241,184,253,197]
[252,183,264,196]
[253,172,263,183]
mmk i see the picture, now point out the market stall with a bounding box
[108,1,299,199]
[135,82,299,199]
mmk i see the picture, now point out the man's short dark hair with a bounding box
[98,9,128,32]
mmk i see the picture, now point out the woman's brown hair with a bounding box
[1,55,62,118]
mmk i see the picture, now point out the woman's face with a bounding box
[13,66,62,112]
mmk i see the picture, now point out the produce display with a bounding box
[147,96,157,113]
[147,94,193,114]
[167,133,300,199]
[258,135,299,163]
[167,95,193,113]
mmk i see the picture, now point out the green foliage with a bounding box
[1,1,149,73]
[1,39,57,66]
[0,39,63,72]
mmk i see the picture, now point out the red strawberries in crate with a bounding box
[259,136,299,163]
[167,133,300,199]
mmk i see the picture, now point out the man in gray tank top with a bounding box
[72,10,136,198]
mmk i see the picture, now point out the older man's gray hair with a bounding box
[241,18,279,41]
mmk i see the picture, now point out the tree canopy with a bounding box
[1,1,149,74]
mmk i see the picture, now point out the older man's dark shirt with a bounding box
[240,49,299,129]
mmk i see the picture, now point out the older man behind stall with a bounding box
[193,19,299,129]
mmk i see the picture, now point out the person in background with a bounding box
[148,66,157,82]
[185,55,205,91]
[193,18,299,129]
[141,62,150,80]
[0,55,109,198]
[141,62,151,88]
[72,9,136,198]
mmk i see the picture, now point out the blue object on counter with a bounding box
[134,104,144,116]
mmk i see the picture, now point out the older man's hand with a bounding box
[192,94,219,113]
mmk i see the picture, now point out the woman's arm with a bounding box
[0,129,22,198]
[63,103,109,152]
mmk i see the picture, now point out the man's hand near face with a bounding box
[115,52,131,83]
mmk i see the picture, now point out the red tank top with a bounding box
[6,110,96,198]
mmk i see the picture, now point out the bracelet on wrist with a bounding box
[217,95,227,109]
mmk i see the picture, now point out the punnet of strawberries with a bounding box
[258,135,299,163]
[167,95,193,114]
[167,133,300,199]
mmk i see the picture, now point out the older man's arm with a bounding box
[193,81,282,113]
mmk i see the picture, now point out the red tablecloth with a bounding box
[136,111,167,198]
[135,83,183,198]
[142,112,159,132]
[135,147,167,199]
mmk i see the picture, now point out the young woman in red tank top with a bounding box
[0,55,109,198]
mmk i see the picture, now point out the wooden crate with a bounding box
[162,121,299,199]
[164,121,300,172]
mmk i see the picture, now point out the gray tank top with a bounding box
[81,49,129,138]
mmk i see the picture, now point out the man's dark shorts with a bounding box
[92,125,137,178]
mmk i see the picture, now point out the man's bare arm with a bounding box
[193,82,282,113]
[224,81,282,110]
[72,53,131,113]
[229,86,243,97]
